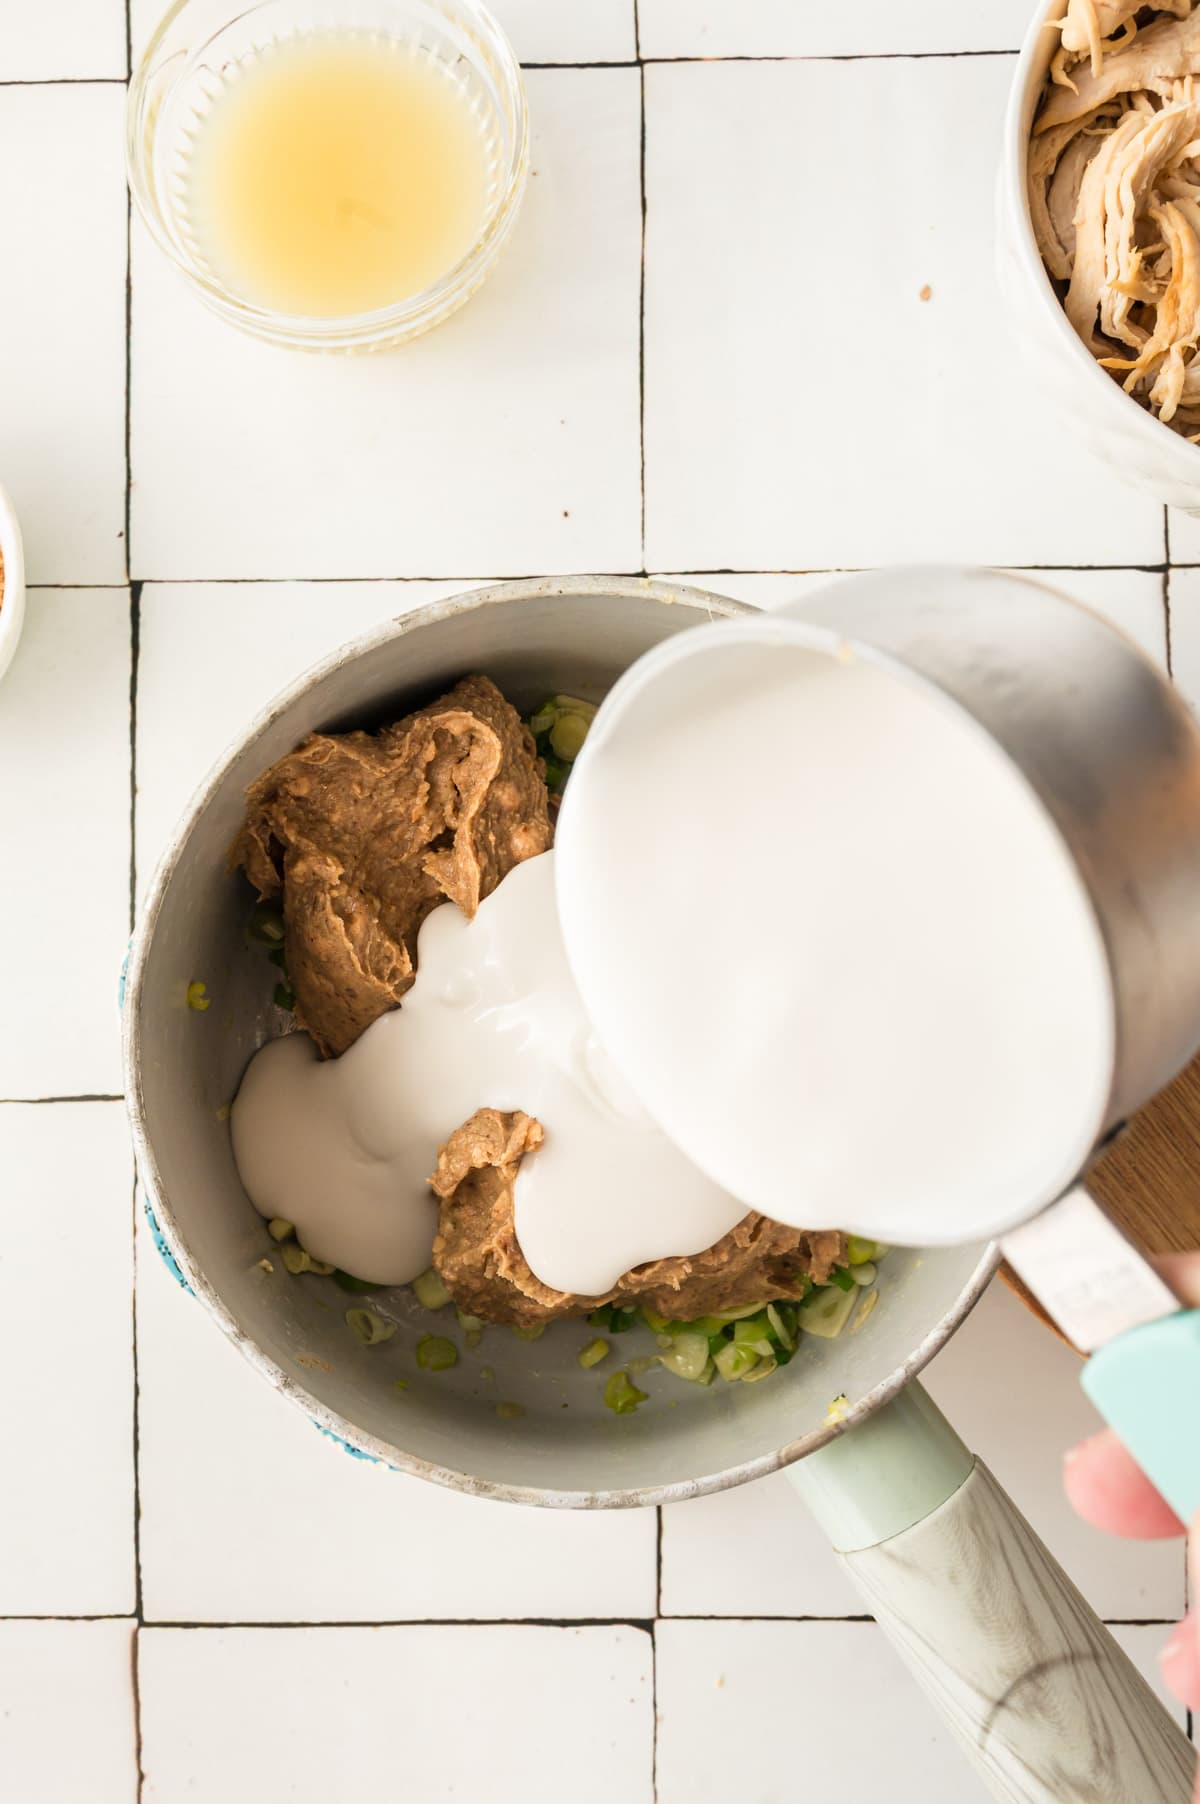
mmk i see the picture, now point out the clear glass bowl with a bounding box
[128,0,528,350]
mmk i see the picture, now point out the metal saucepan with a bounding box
[122,576,1195,1803]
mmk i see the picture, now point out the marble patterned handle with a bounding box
[842,1459,1194,1803]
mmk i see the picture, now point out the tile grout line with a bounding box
[1165,567,1175,677]
[124,8,147,1781]
[70,562,1177,587]
[635,0,647,574]
[3,1611,1182,1627]
[0,1094,124,1104]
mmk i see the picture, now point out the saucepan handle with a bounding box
[787,1383,1194,1804]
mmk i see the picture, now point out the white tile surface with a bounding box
[136,1202,657,1622]
[0,86,127,583]
[1168,506,1200,563]
[3,1,126,81]
[134,579,482,892]
[0,1621,137,1804]
[661,1471,862,1618]
[495,0,636,62]
[0,1105,135,1615]
[638,0,1031,57]
[129,69,642,580]
[924,1281,1187,1623]
[656,1618,982,1798]
[643,57,1165,571]
[139,1624,654,1802]
[0,590,130,1097]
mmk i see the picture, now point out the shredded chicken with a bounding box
[1031,3,1200,437]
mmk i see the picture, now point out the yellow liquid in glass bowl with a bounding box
[186,33,491,319]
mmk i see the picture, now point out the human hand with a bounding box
[1063,1252,1200,1769]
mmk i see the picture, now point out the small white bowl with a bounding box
[999,1,1200,514]
[0,481,26,688]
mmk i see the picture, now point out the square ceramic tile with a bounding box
[661,1471,863,1617]
[638,0,1030,57]
[0,1105,135,1614]
[494,0,636,62]
[924,1280,1186,1622]
[3,0,126,80]
[656,1619,981,1797]
[129,70,641,581]
[139,1625,654,1801]
[135,579,480,897]
[643,58,1165,572]
[1169,568,1200,712]
[0,86,127,583]
[0,590,130,1097]
[136,1204,657,1621]
[0,1621,137,1804]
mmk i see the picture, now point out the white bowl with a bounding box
[0,481,26,688]
[999,1,1200,514]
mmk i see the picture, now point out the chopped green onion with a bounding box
[800,1283,860,1339]
[394,1379,408,1392]
[479,1364,495,1382]
[306,1256,335,1276]
[849,1289,880,1334]
[695,1358,716,1387]
[267,947,288,970]
[346,1308,396,1346]
[850,1261,877,1287]
[578,1338,610,1369]
[742,1355,779,1385]
[495,1400,526,1420]
[828,1267,856,1293]
[640,1306,675,1333]
[247,904,285,946]
[548,693,597,717]
[416,1334,458,1370]
[542,756,571,792]
[511,1321,547,1341]
[706,1302,769,1325]
[267,1218,295,1242]
[412,1268,452,1311]
[657,1329,710,1382]
[604,1369,648,1415]
[846,1236,879,1266]
[333,1269,377,1293]
[732,1314,775,1358]
[280,1243,313,1275]
[456,1310,484,1334]
[186,981,211,1012]
[273,981,296,1011]
[527,704,558,737]
[766,1303,795,1352]
[549,712,591,761]
[588,1304,613,1329]
[628,1354,659,1376]
[713,1341,759,1382]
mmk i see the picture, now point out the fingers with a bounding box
[1154,1251,1200,1307]
[1062,1428,1186,1539]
